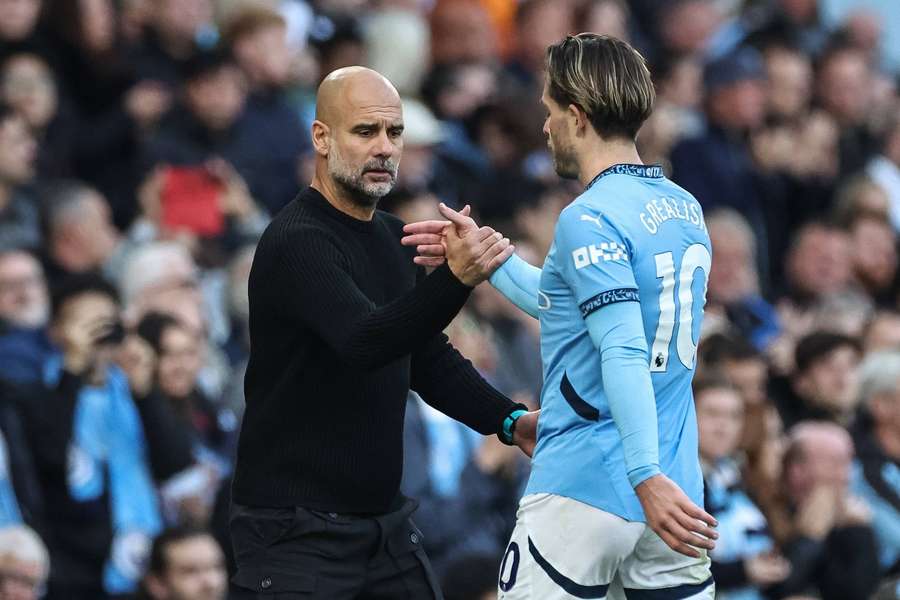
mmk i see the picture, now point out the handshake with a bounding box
[401,203,514,287]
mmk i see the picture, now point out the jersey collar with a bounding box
[585,164,665,190]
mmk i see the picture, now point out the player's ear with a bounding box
[568,103,589,136]
[311,120,331,157]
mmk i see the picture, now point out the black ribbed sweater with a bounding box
[232,187,517,513]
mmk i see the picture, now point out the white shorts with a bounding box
[497,493,714,600]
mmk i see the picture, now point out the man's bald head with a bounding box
[311,67,405,211]
[315,66,401,125]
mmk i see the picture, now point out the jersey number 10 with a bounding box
[650,243,711,372]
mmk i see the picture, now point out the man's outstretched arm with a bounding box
[410,333,537,457]
[402,204,543,318]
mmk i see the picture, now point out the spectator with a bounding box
[806,288,875,339]
[0,248,53,384]
[134,312,236,468]
[40,180,123,287]
[118,241,203,331]
[394,98,444,195]
[141,48,277,225]
[695,377,790,598]
[831,173,891,227]
[706,209,779,348]
[0,248,46,331]
[863,310,900,353]
[0,102,39,251]
[745,0,831,57]
[141,526,227,600]
[364,8,430,96]
[780,220,852,305]
[128,0,213,87]
[0,525,48,600]
[506,0,572,89]
[308,16,365,83]
[0,52,77,179]
[763,42,813,122]
[420,62,498,177]
[656,0,722,58]
[114,315,195,489]
[641,53,704,164]
[767,422,880,600]
[19,273,161,598]
[670,47,773,282]
[775,331,862,429]
[868,113,900,231]
[0,0,46,65]
[224,4,307,214]
[576,0,630,43]
[429,0,497,67]
[847,213,898,305]
[117,241,231,397]
[401,391,527,577]
[42,0,173,229]
[815,43,878,176]
[852,351,900,574]
[699,332,772,459]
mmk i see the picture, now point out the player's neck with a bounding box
[577,140,643,188]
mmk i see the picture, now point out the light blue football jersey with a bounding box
[525,164,711,522]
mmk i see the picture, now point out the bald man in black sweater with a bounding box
[230,67,537,599]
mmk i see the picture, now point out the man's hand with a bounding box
[401,204,472,267]
[512,410,539,458]
[437,203,513,286]
[57,309,117,376]
[117,334,157,398]
[795,484,840,540]
[635,474,718,558]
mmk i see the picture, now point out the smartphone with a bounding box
[160,165,225,236]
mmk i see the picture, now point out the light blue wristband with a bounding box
[500,409,529,445]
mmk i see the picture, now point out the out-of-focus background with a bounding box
[0,0,899,598]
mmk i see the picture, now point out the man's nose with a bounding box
[373,130,394,157]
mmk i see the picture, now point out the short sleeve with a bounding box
[555,204,638,319]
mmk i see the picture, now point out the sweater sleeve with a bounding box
[410,332,518,435]
[278,228,473,370]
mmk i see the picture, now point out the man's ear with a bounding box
[311,120,331,157]
[568,103,589,136]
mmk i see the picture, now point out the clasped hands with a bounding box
[401,203,512,287]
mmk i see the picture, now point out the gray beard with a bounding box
[327,143,398,207]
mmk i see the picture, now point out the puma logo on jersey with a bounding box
[580,214,603,228]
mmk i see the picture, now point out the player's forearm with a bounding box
[586,305,661,488]
[488,254,541,319]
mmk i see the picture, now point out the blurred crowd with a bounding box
[0,0,898,598]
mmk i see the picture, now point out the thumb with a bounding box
[460,204,471,217]
[438,202,476,234]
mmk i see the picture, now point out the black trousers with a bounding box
[230,499,443,599]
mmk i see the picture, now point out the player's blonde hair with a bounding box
[545,33,654,140]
